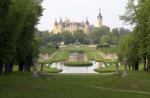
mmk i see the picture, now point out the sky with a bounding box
[37,0,130,31]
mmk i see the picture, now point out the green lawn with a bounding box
[51,51,69,62]
[95,63,124,73]
[0,71,150,98]
[95,64,145,73]
[13,65,62,73]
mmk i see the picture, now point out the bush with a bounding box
[64,62,92,67]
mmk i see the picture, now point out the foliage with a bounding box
[91,26,110,44]
[61,31,74,44]
[40,43,59,55]
[35,30,51,46]
[119,0,150,71]
[64,62,93,67]
[0,0,43,74]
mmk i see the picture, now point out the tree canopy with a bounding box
[0,0,43,74]
[119,0,150,71]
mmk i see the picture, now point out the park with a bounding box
[1,45,150,98]
[0,0,150,98]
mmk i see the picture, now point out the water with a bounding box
[50,61,106,73]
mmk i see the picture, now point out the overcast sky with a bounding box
[37,0,130,31]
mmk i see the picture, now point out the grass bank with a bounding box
[0,71,150,98]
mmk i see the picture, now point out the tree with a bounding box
[100,35,111,45]
[111,27,130,45]
[16,0,43,71]
[73,30,85,44]
[49,33,62,44]
[61,31,74,44]
[120,0,150,72]
[120,0,138,25]
[0,0,43,74]
[35,30,51,46]
[0,0,12,74]
[112,28,119,37]
[91,26,110,44]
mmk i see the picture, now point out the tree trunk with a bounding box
[0,63,3,74]
[24,64,31,72]
[8,63,13,72]
[135,61,139,70]
[128,65,131,71]
[4,64,9,74]
[132,60,139,71]
[147,57,150,72]
[143,56,147,71]
[18,63,24,71]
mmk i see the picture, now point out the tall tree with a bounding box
[16,0,43,71]
[0,0,12,74]
[120,0,150,71]
[0,0,43,73]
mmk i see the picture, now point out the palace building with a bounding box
[53,9,103,34]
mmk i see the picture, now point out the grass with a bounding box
[12,65,62,73]
[0,71,150,98]
[51,52,69,62]
[1,46,149,97]
[95,64,124,73]
[64,62,93,67]
[38,52,69,64]
[95,64,145,73]
[36,65,62,73]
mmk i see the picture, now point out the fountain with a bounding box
[68,53,88,62]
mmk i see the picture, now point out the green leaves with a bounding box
[119,0,150,71]
[0,0,43,69]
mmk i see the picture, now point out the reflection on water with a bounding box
[50,61,106,73]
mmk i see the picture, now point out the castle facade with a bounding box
[53,9,103,34]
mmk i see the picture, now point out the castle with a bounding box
[53,9,103,34]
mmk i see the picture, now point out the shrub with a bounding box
[64,62,92,67]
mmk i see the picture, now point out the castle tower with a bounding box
[53,19,58,34]
[84,17,90,34]
[58,18,63,33]
[96,8,103,28]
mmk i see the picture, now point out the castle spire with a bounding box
[99,8,101,14]
[85,17,89,25]
[96,8,103,27]
[54,18,58,25]
[98,8,102,17]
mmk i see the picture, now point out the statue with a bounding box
[122,57,128,77]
